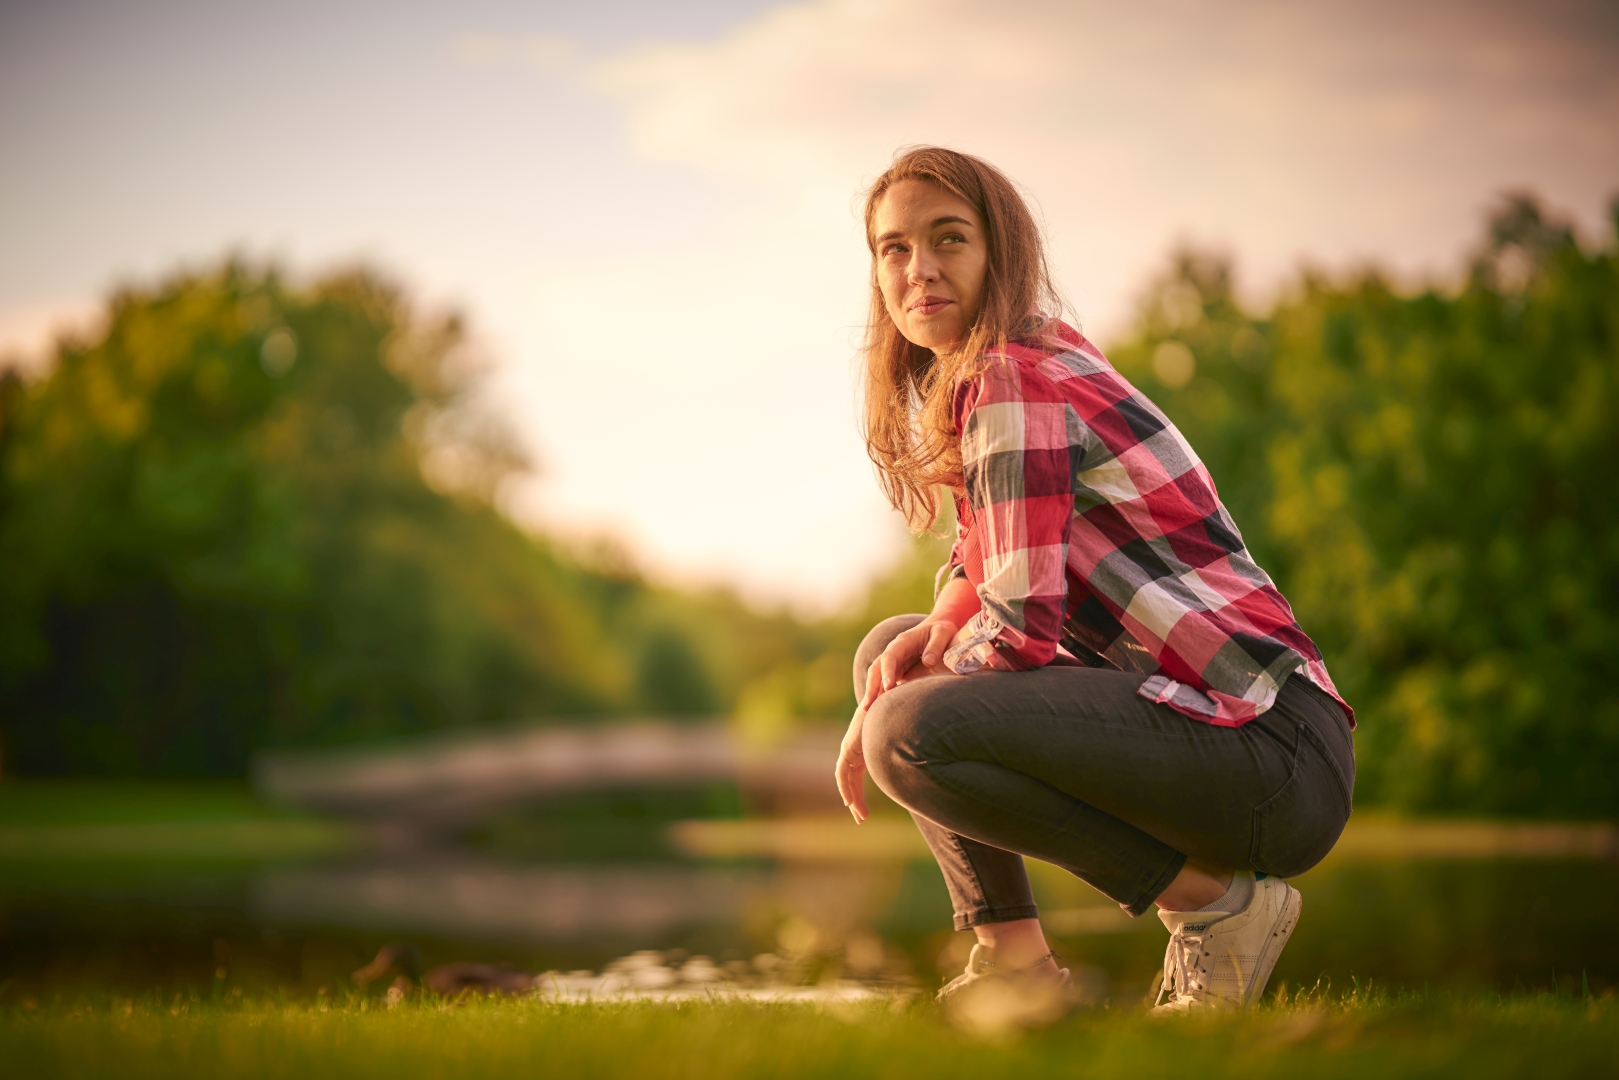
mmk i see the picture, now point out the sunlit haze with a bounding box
[3,0,1615,611]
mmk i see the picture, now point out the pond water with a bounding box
[3,816,1616,1003]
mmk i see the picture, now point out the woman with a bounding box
[834,147,1355,1013]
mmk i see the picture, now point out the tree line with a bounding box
[1,194,1614,817]
[0,266,832,774]
[1102,195,1618,817]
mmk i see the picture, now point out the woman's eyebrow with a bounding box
[874,216,977,245]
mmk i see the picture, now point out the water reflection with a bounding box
[2,830,1615,1000]
[251,858,918,947]
[254,860,779,941]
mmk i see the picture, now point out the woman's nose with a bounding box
[907,252,938,284]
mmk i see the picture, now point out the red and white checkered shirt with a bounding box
[939,322,1352,728]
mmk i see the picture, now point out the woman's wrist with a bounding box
[929,577,980,634]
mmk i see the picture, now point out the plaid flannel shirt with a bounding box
[939,322,1352,728]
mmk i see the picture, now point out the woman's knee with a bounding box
[851,614,926,698]
[860,681,942,802]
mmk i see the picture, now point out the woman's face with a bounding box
[872,179,988,354]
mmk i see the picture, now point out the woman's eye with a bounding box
[939,233,965,245]
[882,243,907,256]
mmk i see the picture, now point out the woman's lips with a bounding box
[912,297,952,316]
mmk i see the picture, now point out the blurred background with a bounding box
[1,0,1616,1003]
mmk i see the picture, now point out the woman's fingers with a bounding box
[860,659,884,710]
[867,633,910,704]
[843,761,867,822]
[877,644,900,693]
[878,627,926,691]
[836,732,858,796]
[835,744,866,823]
[835,751,853,806]
[865,623,959,708]
[835,709,868,823]
[921,621,955,668]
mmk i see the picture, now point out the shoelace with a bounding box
[1155,929,1209,1007]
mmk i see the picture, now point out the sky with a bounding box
[3,0,1616,611]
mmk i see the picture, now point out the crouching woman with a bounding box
[834,146,1355,1012]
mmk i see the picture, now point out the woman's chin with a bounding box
[903,322,966,354]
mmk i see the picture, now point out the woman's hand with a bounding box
[835,706,869,823]
[860,618,959,711]
[840,619,958,823]
[841,579,977,823]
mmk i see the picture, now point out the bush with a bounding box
[1108,196,1619,817]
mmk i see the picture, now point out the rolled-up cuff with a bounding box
[953,903,1042,931]
[1121,849,1188,918]
[943,611,1003,674]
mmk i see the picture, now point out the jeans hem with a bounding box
[952,904,1041,931]
[1122,850,1187,917]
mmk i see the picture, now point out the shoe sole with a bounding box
[1238,883,1302,1006]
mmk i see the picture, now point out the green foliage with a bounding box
[5,192,1615,818]
[634,627,719,716]
[1108,196,1619,817]
[728,526,955,743]
[0,779,285,826]
[0,264,815,775]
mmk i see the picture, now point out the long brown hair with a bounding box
[859,147,1064,532]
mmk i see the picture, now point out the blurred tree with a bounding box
[0,264,631,774]
[1107,195,1619,817]
[9,193,1614,821]
[634,627,718,717]
[728,516,954,744]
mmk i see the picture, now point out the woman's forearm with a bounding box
[863,578,985,700]
[931,574,1022,672]
[927,575,980,634]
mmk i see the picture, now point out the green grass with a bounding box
[1,991,1614,1080]
[0,780,356,864]
[0,780,284,826]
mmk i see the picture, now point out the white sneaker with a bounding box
[937,944,1078,1033]
[1152,872,1301,1013]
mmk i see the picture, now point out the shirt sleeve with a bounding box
[933,501,970,600]
[941,359,1073,673]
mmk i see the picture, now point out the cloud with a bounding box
[0,298,103,376]
[479,0,1617,607]
[450,33,582,74]
[10,1,1612,609]
[579,0,1619,325]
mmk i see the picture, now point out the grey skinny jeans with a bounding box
[854,615,1355,924]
